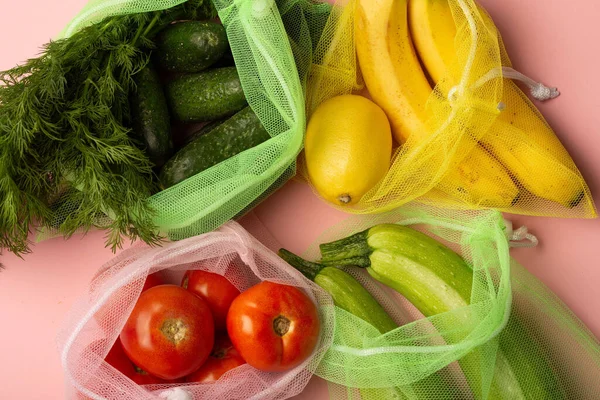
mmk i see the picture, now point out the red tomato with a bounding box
[186,335,246,383]
[94,271,165,332]
[131,366,174,385]
[120,285,215,380]
[226,281,320,372]
[105,337,136,377]
[182,270,240,331]
[141,271,166,292]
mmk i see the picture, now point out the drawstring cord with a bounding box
[449,66,560,109]
[474,66,560,101]
[504,220,539,248]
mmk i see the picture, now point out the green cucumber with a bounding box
[279,249,397,334]
[153,21,228,73]
[159,106,270,189]
[165,67,247,123]
[319,224,564,400]
[178,118,227,149]
[211,45,235,68]
[129,63,173,167]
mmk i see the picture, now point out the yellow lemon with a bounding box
[305,94,392,206]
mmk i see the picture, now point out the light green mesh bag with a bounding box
[295,205,600,399]
[56,0,331,243]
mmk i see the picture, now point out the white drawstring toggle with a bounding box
[504,220,539,248]
[529,82,560,101]
[159,388,193,400]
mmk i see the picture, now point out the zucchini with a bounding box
[279,249,397,334]
[319,224,564,400]
[129,63,173,167]
[165,66,247,123]
[159,106,270,189]
[279,249,448,400]
[279,250,405,400]
[153,21,228,73]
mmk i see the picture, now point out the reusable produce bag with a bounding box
[297,205,600,399]
[25,0,330,248]
[57,221,334,400]
[303,0,597,219]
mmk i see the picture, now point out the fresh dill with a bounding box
[0,0,216,255]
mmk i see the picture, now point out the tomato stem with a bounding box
[273,315,291,337]
[160,318,189,345]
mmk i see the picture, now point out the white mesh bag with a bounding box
[57,221,334,400]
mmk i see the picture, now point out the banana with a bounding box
[355,0,519,208]
[408,0,587,208]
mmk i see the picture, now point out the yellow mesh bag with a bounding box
[302,0,596,219]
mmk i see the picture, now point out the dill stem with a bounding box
[132,12,161,46]
[142,13,161,39]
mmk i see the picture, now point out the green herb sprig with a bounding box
[0,0,216,256]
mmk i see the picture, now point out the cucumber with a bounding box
[211,45,235,68]
[153,21,228,73]
[319,224,564,400]
[129,63,173,167]
[179,118,227,149]
[165,67,247,123]
[159,106,270,189]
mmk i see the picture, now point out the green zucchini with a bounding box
[165,66,247,123]
[129,63,173,167]
[319,224,564,400]
[279,249,448,400]
[279,249,406,400]
[279,249,397,334]
[159,106,270,189]
[153,21,228,73]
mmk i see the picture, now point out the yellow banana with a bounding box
[408,0,587,208]
[355,0,519,208]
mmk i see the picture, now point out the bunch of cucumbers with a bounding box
[130,20,271,190]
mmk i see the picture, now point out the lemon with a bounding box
[305,95,392,206]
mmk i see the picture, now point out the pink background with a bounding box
[1,0,599,398]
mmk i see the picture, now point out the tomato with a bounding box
[182,269,240,331]
[186,335,245,383]
[105,337,136,377]
[226,281,320,372]
[120,284,215,380]
[131,365,174,385]
[94,271,165,332]
[141,271,166,292]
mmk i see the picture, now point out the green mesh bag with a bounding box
[294,205,600,399]
[54,0,331,243]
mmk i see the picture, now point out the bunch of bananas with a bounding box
[355,0,586,209]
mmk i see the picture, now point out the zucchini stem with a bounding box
[278,249,323,281]
[319,229,372,267]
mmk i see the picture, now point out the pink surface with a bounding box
[0,0,599,398]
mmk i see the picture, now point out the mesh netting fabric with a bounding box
[57,221,335,400]
[298,205,600,399]
[54,0,331,244]
[302,0,596,219]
